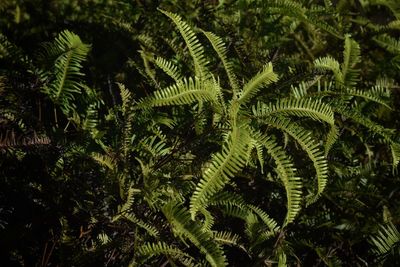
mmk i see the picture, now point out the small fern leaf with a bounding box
[325,125,340,156]
[373,34,400,54]
[314,56,343,86]
[370,222,400,259]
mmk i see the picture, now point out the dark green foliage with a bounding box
[1,0,400,266]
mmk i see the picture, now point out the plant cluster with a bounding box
[1,0,400,266]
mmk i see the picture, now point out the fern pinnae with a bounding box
[162,201,227,267]
[261,116,328,204]
[341,35,361,88]
[159,9,208,79]
[154,56,183,82]
[238,62,279,105]
[189,126,250,219]
[253,98,334,125]
[202,31,240,95]
[253,132,302,225]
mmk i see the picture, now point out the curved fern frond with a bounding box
[238,63,279,105]
[370,222,400,260]
[41,30,90,113]
[137,241,198,267]
[252,132,302,225]
[159,9,208,78]
[341,35,361,88]
[138,77,215,108]
[213,231,242,248]
[162,201,227,267]
[190,126,250,219]
[324,125,340,156]
[261,116,328,203]
[252,98,334,125]
[314,56,343,85]
[373,34,400,54]
[391,143,400,168]
[154,56,183,82]
[202,31,240,95]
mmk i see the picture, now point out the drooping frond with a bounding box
[202,31,239,94]
[324,125,340,156]
[162,201,227,267]
[370,222,400,259]
[314,56,342,85]
[190,126,250,219]
[137,241,198,267]
[341,35,361,88]
[252,98,334,125]
[41,30,90,114]
[345,87,391,108]
[137,78,215,108]
[238,63,278,104]
[213,231,242,248]
[261,116,328,203]
[391,143,400,168]
[154,56,183,82]
[252,131,302,225]
[159,9,208,78]
[199,207,215,233]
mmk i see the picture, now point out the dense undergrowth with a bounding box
[1,0,400,266]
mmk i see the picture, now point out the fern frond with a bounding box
[199,207,215,233]
[213,231,242,248]
[118,83,132,114]
[252,98,334,125]
[91,152,116,170]
[162,201,227,267]
[239,63,279,104]
[137,241,198,267]
[42,30,90,113]
[190,126,250,219]
[345,87,391,108]
[253,132,302,225]
[159,9,208,78]
[154,56,183,82]
[341,35,361,88]
[261,116,328,203]
[138,77,215,108]
[370,222,400,259]
[314,56,343,85]
[390,143,400,168]
[202,31,240,94]
[373,34,400,54]
[324,125,340,156]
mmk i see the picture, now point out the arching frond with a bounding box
[138,78,215,108]
[314,56,342,85]
[261,116,328,204]
[238,63,279,105]
[137,241,198,267]
[202,31,239,94]
[190,126,250,219]
[213,231,242,248]
[373,34,400,54]
[252,132,302,225]
[252,98,334,125]
[325,125,340,156]
[162,201,227,267]
[159,9,208,78]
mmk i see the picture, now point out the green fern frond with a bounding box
[390,143,400,168]
[138,77,215,108]
[118,83,132,114]
[91,152,116,170]
[239,63,279,104]
[247,204,280,231]
[41,30,90,114]
[341,35,361,88]
[261,116,328,203]
[199,207,215,233]
[253,132,302,225]
[345,87,391,108]
[190,126,250,219]
[324,125,340,156]
[202,31,240,94]
[154,56,183,82]
[213,231,242,248]
[314,56,343,85]
[373,34,400,54]
[370,222,400,259]
[159,9,208,78]
[252,98,334,125]
[137,241,198,267]
[162,201,227,267]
